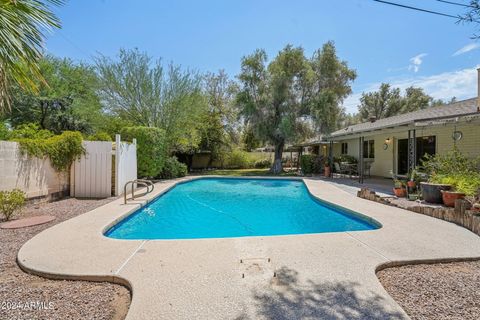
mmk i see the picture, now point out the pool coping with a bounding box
[17,175,480,320]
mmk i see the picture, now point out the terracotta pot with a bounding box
[324,166,331,177]
[441,190,465,207]
[407,181,416,188]
[393,187,406,198]
[420,182,451,204]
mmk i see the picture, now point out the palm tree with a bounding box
[0,0,64,112]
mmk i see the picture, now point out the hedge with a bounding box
[121,126,167,178]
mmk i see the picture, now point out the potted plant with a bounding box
[390,171,406,197]
[324,159,331,177]
[407,169,417,188]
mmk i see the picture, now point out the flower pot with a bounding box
[393,187,406,197]
[441,190,465,208]
[420,182,451,204]
[324,166,331,177]
[408,193,419,201]
[407,181,416,188]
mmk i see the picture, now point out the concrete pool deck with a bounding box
[17,176,480,320]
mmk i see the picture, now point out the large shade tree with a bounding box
[0,0,64,112]
[237,43,355,174]
[357,84,439,122]
[96,49,207,153]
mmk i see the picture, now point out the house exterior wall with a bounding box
[330,119,480,178]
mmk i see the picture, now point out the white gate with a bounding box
[70,141,112,198]
[114,134,137,196]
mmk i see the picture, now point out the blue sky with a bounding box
[46,0,480,113]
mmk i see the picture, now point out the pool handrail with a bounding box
[124,179,155,204]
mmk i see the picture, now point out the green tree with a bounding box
[0,0,64,112]
[357,84,436,122]
[308,41,357,133]
[199,70,238,163]
[8,56,102,134]
[96,49,207,153]
[237,43,355,174]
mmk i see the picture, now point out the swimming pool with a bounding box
[106,178,379,240]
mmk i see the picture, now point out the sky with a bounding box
[45,0,480,113]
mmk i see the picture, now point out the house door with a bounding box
[397,139,408,175]
[397,136,436,175]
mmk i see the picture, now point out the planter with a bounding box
[441,190,465,207]
[407,181,416,188]
[393,187,406,197]
[420,182,452,204]
[324,166,331,177]
[408,193,419,201]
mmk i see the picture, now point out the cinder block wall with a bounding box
[0,141,69,201]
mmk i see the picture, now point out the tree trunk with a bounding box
[270,141,284,174]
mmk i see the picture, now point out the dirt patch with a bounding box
[377,261,480,320]
[0,198,131,320]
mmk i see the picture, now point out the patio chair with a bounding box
[334,162,350,177]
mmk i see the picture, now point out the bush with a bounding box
[312,155,325,173]
[431,173,480,196]
[14,131,85,172]
[0,122,9,140]
[224,150,254,169]
[0,189,26,221]
[300,154,314,175]
[9,123,53,140]
[254,158,272,169]
[160,156,188,179]
[121,126,167,178]
[86,132,112,141]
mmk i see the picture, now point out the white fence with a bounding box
[70,141,112,198]
[114,135,137,196]
[70,135,137,198]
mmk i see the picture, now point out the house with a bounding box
[302,70,480,179]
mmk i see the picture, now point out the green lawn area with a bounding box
[197,168,298,177]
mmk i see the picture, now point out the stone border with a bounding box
[358,188,480,236]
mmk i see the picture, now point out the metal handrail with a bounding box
[124,179,155,204]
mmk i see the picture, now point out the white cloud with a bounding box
[342,66,479,114]
[408,53,427,73]
[453,43,480,56]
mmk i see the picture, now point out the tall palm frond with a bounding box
[0,0,64,112]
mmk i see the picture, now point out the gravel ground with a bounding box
[0,197,131,320]
[377,261,480,320]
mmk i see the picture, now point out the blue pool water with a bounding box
[106,178,378,240]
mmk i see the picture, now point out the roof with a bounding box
[330,97,479,138]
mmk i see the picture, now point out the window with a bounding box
[416,136,436,165]
[341,142,348,154]
[363,140,375,158]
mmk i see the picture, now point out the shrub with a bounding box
[86,132,112,141]
[254,158,272,169]
[160,156,188,179]
[312,155,325,173]
[224,150,254,169]
[14,131,85,172]
[421,149,480,178]
[121,126,167,178]
[300,154,314,175]
[9,123,53,140]
[431,173,480,196]
[0,122,9,140]
[0,189,26,221]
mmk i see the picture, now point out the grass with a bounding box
[197,168,299,177]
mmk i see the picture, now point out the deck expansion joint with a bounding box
[114,240,148,275]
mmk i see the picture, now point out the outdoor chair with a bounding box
[334,162,350,177]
